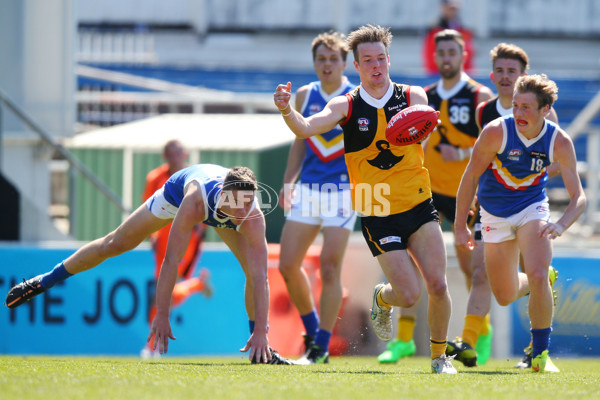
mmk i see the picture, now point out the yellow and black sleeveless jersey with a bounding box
[424,78,486,197]
[340,83,432,217]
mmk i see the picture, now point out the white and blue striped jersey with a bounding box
[478,116,558,217]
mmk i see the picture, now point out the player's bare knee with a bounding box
[426,277,448,298]
[495,296,513,307]
[471,266,489,287]
[319,262,340,286]
[527,268,549,288]
[100,234,130,257]
[401,289,421,307]
[494,291,515,306]
[277,261,297,280]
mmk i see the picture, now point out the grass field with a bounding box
[2,355,599,400]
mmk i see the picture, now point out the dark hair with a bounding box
[223,166,258,192]
[515,74,558,109]
[490,42,529,72]
[163,139,185,153]
[346,24,392,61]
[434,29,465,51]
[312,31,349,62]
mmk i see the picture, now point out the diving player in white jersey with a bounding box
[6,164,294,365]
[455,74,586,373]
[278,32,357,364]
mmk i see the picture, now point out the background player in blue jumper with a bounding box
[278,31,357,364]
[454,74,586,373]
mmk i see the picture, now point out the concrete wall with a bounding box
[0,0,75,241]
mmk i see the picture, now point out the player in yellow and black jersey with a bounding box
[422,29,494,368]
[425,75,489,198]
[342,83,432,217]
[274,24,457,374]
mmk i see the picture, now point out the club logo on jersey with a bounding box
[367,140,404,170]
[508,149,522,160]
[309,104,322,115]
[358,118,370,131]
[380,236,402,245]
[530,151,548,159]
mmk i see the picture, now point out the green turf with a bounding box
[1,356,599,400]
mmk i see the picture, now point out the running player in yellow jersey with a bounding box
[424,29,494,367]
[275,24,456,374]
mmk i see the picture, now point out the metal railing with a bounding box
[565,89,600,231]
[76,65,275,126]
[0,88,130,228]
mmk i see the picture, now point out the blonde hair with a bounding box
[312,31,349,61]
[346,24,392,61]
[515,74,558,109]
[490,43,529,72]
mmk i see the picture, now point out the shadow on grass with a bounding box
[313,370,388,375]
[453,370,522,375]
[145,361,243,367]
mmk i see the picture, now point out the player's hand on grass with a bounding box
[240,332,271,363]
[147,314,176,354]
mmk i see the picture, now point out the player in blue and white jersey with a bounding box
[278,32,357,364]
[6,164,294,365]
[455,75,586,373]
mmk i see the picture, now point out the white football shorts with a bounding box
[286,184,357,230]
[479,199,551,243]
[145,187,178,220]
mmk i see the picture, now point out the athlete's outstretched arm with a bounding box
[274,82,348,139]
[237,209,271,363]
[455,120,503,250]
[148,184,205,354]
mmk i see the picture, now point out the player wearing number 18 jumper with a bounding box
[455,74,586,373]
